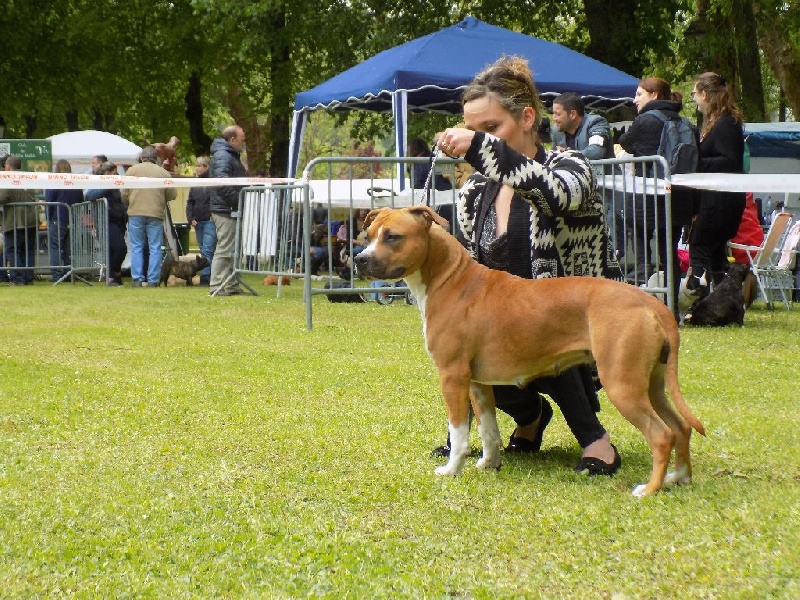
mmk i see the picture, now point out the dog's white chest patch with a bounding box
[404,271,431,355]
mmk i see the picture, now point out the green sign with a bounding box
[0,139,52,172]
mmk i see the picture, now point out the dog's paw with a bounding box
[632,483,649,497]
[475,455,501,471]
[664,466,691,486]
[434,465,462,476]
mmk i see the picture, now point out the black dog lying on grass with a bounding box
[158,255,210,287]
[684,263,749,327]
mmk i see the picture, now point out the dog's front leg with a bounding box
[471,383,502,471]
[434,373,472,476]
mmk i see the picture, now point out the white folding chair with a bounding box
[729,212,794,309]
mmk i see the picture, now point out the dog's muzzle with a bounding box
[354,250,405,281]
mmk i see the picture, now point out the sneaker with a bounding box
[107,279,122,287]
[132,279,143,287]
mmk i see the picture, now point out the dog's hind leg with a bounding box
[471,383,502,471]
[435,371,473,477]
[599,365,675,497]
[649,365,693,487]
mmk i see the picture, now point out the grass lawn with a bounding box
[1,277,798,599]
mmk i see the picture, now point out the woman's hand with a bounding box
[437,128,475,158]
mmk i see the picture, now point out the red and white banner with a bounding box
[0,171,297,190]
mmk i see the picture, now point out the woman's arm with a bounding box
[461,131,596,216]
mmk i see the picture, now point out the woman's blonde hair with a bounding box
[693,72,743,137]
[196,156,210,168]
[462,55,545,132]
[55,159,72,173]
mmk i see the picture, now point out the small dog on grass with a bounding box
[158,255,209,287]
[263,275,291,286]
[684,263,750,327]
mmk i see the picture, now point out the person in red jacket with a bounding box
[729,193,764,264]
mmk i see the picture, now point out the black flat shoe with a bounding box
[505,399,553,453]
[430,443,451,458]
[574,444,621,476]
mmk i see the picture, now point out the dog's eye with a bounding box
[384,232,403,243]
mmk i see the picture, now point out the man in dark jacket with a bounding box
[208,125,246,296]
[186,156,214,285]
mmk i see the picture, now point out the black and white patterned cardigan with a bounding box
[456,131,622,282]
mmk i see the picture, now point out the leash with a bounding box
[416,148,443,207]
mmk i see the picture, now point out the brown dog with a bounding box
[354,206,705,496]
[158,255,209,287]
[263,275,291,286]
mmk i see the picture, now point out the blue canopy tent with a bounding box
[289,16,639,185]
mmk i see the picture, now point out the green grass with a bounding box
[1,278,798,599]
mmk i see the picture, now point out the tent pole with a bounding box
[393,91,408,191]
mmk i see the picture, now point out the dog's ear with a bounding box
[364,208,387,228]
[406,205,450,229]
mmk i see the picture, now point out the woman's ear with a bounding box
[521,106,536,134]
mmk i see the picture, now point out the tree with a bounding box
[754,0,800,118]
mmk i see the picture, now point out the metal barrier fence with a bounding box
[300,156,460,328]
[0,199,109,285]
[214,182,309,296]
[295,154,674,330]
[69,197,110,284]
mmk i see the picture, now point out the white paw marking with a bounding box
[475,455,501,470]
[435,465,460,476]
[632,483,648,497]
[664,466,691,486]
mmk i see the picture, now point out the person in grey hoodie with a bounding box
[208,125,246,296]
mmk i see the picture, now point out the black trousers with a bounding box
[494,365,606,449]
[108,223,127,276]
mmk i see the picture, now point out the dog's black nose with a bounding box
[354,253,368,268]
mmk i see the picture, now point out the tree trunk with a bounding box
[267,9,291,178]
[65,109,79,132]
[184,71,213,157]
[584,0,643,75]
[732,0,766,121]
[755,7,800,118]
[25,115,36,139]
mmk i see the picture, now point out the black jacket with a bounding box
[208,137,246,215]
[689,113,746,242]
[618,99,695,226]
[619,99,683,159]
[186,171,211,222]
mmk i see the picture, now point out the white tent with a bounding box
[47,130,142,173]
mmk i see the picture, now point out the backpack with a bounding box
[650,110,699,176]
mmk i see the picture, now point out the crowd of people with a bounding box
[0,128,249,293]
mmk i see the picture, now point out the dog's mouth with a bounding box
[355,259,406,281]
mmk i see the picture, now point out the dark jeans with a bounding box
[4,228,36,284]
[108,223,127,279]
[495,365,606,449]
[48,218,70,281]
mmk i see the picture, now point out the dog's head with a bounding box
[723,262,750,287]
[194,255,210,271]
[354,207,449,281]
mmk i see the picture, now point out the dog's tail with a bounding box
[663,333,706,436]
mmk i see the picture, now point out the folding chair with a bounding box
[729,212,794,309]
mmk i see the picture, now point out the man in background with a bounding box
[550,92,614,161]
[208,125,247,296]
[122,145,176,286]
